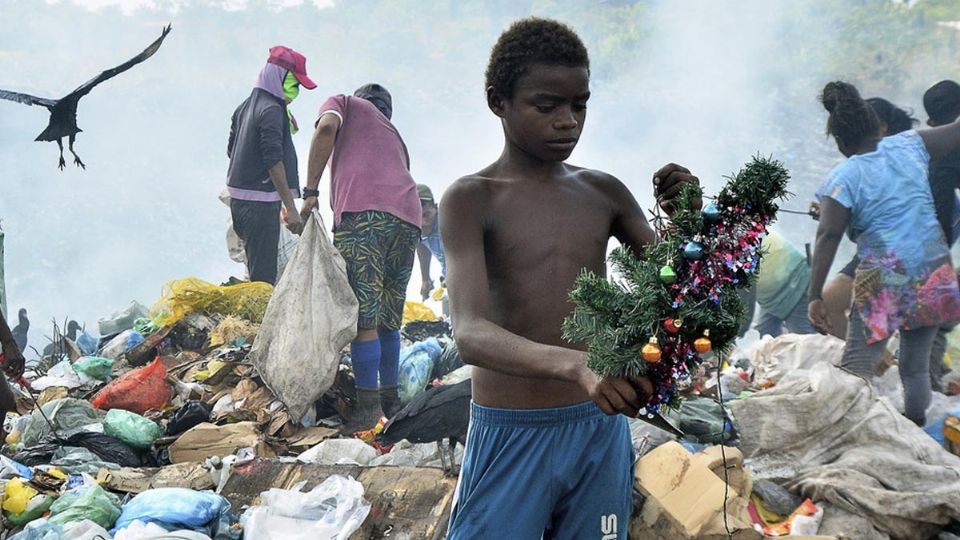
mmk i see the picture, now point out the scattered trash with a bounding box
[92,357,172,415]
[248,212,358,422]
[149,277,273,328]
[165,400,212,436]
[112,488,230,532]
[168,422,273,464]
[240,476,370,540]
[104,409,163,450]
[72,356,115,381]
[398,338,442,404]
[47,484,122,530]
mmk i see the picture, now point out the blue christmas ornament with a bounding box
[683,241,705,260]
[702,202,721,223]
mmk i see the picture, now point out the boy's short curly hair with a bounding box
[485,17,589,99]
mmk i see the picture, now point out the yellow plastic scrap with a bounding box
[402,301,439,325]
[3,478,38,515]
[149,278,273,327]
[431,287,446,302]
[193,359,228,382]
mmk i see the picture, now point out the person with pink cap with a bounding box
[226,45,316,285]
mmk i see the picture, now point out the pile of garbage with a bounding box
[626,331,960,540]
[0,275,462,539]
[6,269,960,539]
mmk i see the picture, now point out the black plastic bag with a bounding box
[66,432,152,468]
[165,400,212,436]
[430,340,463,381]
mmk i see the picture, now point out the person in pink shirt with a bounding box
[301,84,421,433]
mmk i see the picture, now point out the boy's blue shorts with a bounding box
[447,400,634,540]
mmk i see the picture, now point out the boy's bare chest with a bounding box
[484,195,612,274]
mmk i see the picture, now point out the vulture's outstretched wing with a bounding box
[0,89,56,108]
[67,24,172,101]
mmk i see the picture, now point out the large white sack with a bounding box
[249,212,358,421]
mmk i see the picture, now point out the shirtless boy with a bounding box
[442,18,699,540]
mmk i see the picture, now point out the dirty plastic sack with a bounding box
[240,476,370,540]
[298,438,377,466]
[22,398,100,447]
[48,484,122,530]
[113,488,230,532]
[100,330,145,361]
[398,338,442,404]
[99,301,150,338]
[92,357,172,414]
[249,212,358,422]
[730,363,960,539]
[114,521,212,539]
[12,519,112,540]
[9,520,63,540]
[52,446,120,475]
[67,432,149,468]
[104,409,163,449]
[165,400,212,436]
[73,356,114,381]
[77,332,100,357]
[663,397,732,444]
[752,479,804,517]
[31,359,86,391]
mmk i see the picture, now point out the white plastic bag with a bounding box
[240,476,370,540]
[298,439,377,466]
[249,212,358,421]
[114,520,212,539]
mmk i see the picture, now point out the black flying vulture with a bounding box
[0,24,172,170]
[379,379,471,475]
[11,308,28,353]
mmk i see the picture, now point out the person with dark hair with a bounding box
[300,83,422,431]
[415,184,447,302]
[820,97,917,343]
[226,45,315,284]
[808,81,960,426]
[443,17,699,539]
[923,80,960,390]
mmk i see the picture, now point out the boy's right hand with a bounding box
[580,367,654,417]
[653,163,701,215]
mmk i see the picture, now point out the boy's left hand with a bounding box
[653,163,702,216]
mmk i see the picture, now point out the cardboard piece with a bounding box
[97,462,214,493]
[631,441,760,540]
[168,421,274,464]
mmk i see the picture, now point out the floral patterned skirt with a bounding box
[853,258,960,344]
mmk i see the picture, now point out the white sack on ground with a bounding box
[249,212,358,421]
[729,363,960,540]
[748,333,844,386]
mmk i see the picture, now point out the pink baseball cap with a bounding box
[267,46,317,89]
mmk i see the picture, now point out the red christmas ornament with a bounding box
[642,337,662,363]
[665,318,682,334]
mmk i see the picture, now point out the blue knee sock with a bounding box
[378,330,401,386]
[351,338,381,389]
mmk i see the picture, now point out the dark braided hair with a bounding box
[821,81,881,151]
[485,17,589,100]
[866,97,918,135]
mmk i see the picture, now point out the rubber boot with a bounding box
[380,385,401,418]
[341,387,384,436]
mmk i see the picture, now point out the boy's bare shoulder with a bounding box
[441,172,498,209]
[569,165,635,199]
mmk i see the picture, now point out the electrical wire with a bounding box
[716,354,733,540]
